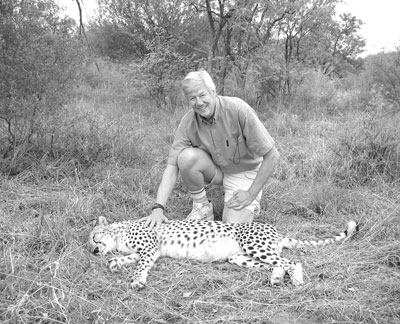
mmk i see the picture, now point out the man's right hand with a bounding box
[138,209,169,230]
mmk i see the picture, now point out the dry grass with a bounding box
[1,64,399,323]
[1,174,399,324]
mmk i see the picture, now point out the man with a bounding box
[141,70,279,229]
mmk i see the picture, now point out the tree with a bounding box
[0,0,84,173]
[189,0,289,94]
[93,0,208,108]
[90,0,366,105]
[366,49,400,107]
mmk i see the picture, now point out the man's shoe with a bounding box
[186,201,214,221]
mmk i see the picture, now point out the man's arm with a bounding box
[248,146,280,199]
[139,164,179,229]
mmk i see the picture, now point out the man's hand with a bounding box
[138,209,169,230]
[226,189,255,210]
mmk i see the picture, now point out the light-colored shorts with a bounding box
[207,166,262,216]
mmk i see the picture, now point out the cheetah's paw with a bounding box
[270,267,285,286]
[107,257,123,273]
[130,279,146,290]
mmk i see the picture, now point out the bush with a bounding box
[364,49,400,107]
[0,0,85,174]
[137,32,201,111]
[291,69,337,115]
[332,108,400,185]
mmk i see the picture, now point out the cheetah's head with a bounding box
[88,216,117,256]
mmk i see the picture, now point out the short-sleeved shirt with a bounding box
[167,95,275,174]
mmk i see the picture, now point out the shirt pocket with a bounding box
[224,134,246,164]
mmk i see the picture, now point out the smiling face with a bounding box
[182,79,217,119]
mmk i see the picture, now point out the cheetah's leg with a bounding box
[130,249,161,290]
[228,253,272,269]
[268,262,303,286]
[108,253,140,272]
[267,258,303,286]
[228,253,286,286]
[228,253,293,285]
[240,247,304,286]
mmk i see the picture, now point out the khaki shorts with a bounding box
[207,166,262,216]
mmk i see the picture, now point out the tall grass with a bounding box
[1,62,399,323]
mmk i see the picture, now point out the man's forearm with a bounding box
[248,146,279,198]
[156,164,179,206]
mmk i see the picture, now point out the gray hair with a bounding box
[182,70,216,93]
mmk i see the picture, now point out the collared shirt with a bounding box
[167,95,275,174]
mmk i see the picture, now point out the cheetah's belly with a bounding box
[159,235,242,262]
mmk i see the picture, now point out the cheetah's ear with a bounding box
[98,216,109,226]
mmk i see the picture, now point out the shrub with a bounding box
[137,32,201,111]
[0,0,85,174]
[332,109,400,185]
[364,49,400,107]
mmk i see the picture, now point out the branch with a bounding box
[0,115,15,146]
[74,0,84,35]
[74,0,100,73]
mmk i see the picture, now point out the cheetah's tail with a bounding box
[281,220,358,249]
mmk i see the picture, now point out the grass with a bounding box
[1,63,399,323]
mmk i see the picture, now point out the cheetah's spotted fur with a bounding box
[88,216,357,289]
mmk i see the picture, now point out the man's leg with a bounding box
[178,147,222,189]
[222,207,254,223]
[222,169,262,223]
[178,148,222,220]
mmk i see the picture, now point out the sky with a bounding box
[59,0,400,56]
[336,0,400,56]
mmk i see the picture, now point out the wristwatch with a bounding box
[151,203,165,211]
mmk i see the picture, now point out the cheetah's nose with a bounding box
[93,247,100,255]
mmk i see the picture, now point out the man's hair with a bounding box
[182,70,216,93]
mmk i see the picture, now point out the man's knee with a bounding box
[178,148,214,171]
[222,207,254,223]
[177,148,221,185]
[177,148,200,170]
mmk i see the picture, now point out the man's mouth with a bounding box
[196,105,207,111]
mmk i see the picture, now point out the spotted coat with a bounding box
[88,216,357,289]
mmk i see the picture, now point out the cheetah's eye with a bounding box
[93,233,104,244]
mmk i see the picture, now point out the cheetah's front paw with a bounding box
[107,257,123,273]
[270,267,285,285]
[130,279,146,290]
[291,263,304,287]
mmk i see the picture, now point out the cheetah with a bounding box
[88,216,357,290]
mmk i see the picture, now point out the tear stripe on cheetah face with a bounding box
[88,216,358,289]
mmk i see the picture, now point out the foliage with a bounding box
[363,49,400,107]
[88,21,149,61]
[90,0,366,103]
[92,0,207,108]
[137,31,204,110]
[92,0,208,62]
[0,0,85,174]
[332,109,400,185]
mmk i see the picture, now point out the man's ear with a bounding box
[98,216,108,226]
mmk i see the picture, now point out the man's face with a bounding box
[183,80,216,119]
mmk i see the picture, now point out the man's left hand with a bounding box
[226,189,255,210]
